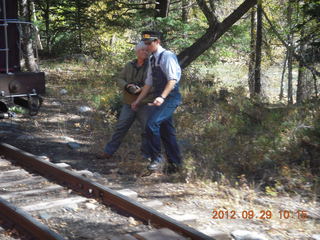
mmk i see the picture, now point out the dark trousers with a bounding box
[146,97,182,165]
[104,104,151,157]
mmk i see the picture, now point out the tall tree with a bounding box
[248,6,256,98]
[178,0,257,69]
[253,0,262,96]
[156,0,170,18]
[287,0,294,104]
[296,11,306,104]
[181,0,191,23]
[19,0,38,71]
[279,52,288,101]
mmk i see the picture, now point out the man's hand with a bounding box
[134,87,142,94]
[131,85,152,110]
[131,100,139,111]
[125,84,141,95]
[148,97,164,106]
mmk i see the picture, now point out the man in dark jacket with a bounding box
[97,42,152,159]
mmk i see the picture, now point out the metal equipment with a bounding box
[0,0,45,117]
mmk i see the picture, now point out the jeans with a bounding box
[104,104,151,157]
[146,96,182,165]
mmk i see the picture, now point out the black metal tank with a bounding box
[0,0,20,72]
[0,0,45,117]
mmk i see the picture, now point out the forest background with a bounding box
[18,0,320,196]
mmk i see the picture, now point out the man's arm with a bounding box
[151,80,176,106]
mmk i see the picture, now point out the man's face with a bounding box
[136,47,148,60]
[144,39,159,53]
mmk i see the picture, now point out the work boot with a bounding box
[166,163,182,174]
[147,157,165,171]
[141,152,152,162]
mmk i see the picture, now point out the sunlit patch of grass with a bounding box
[9,106,27,114]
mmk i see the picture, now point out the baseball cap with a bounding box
[141,31,161,41]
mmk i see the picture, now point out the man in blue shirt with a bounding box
[131,31,182,174]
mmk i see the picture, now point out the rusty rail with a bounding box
[0,143,213,240]
[0,196,65,240]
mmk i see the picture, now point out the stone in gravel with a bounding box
[38,211,52,220]
[76,169,94,177]
[168,213,198,224]
[136,228,187,240]
[85,202,97,210]
[38,155,50,161]
[142,199,163,209]
[51,101,61,106]
[78,106,92,113]
[93,172,103,178]
[117,189,138,200]
[128,217,139,226]
[199,228,231,240]
[231,230,269,240]
[60,89,68,95]
[63,203,78,211]
[0,159,10,166]
[55,162,72,169]
[312,234,320,240]
[67,142,81,149]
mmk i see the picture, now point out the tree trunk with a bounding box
[20,0,38,72]
[312,71,318,98]
[296,5,308,104]
[156,0,170,18]
[44,0,50,55]
[287,0,293,104]
[178,0,257,69]
[287,47,293,104]
[296,30,306,103]
[181,0,191,23]
[279,52,288,100]
[253,0,262,96]
[248,6,256,98]
[31,1,42,50]
[76,0,82,52]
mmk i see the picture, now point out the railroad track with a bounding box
[0,143,213,240]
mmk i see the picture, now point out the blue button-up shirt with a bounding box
[145,46,181,86]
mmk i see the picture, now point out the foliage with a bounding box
[32,0,254,66]
[9,106,27,114]
[175,80,320,189]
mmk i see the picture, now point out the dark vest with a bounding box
[151,51,180,100]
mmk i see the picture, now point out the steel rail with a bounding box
[0,196,65,240]
[0,143,214,240]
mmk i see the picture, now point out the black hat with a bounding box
[141,31,161,41]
